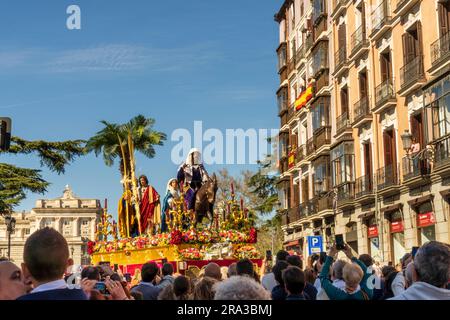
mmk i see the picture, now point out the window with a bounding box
[340,86,349,117]
[427,75,450,140]
[312,41,328,76]
[82,220,89,226]
[311,99,330,132]
[277,87,288,114]
[363,142,373,177]
[312,0,326,23]
[402,23,423,65]
[313,156,330,195]
[24,228,30,235]
[438,1,450,37]
[380,51,392,82]
[331,142,355,187]
[383,129,397,167]
[359,71,368,98]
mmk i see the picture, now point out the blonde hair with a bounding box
[343,263,364,289]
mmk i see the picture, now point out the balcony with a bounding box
[350,25,369,60]
[335,112,352,137]
[306,137,315,156]
[287,103,296,123]
[373,78,397,114]
[336,181,355,209]
[314,126,332,153]
[370,0,392,41]
[314,69,330,95]
[430,31,450,74]
[287,55,296,75]
[434,135,450,176]
[288,206,301,225]
[277,42,287,73]
[355,174,374,203]
[331,0,349,19]
[333,46,349,77]
[313,18,328,44]
[279,157,289,175]
[295,46,306,67]
[402,155,431,187]
[394,0,420,17]
[313,195,334,214]
[299,200,317,220]
[376,163,400,196]
[281,210,289,226]
[305,35,314,54]
[398,55,426,96]
[296,144,306,164]
[352,96,372,127]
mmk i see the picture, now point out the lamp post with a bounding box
[401,130,413,156]
[4,213,16,260]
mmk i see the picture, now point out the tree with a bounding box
[85,115,166,182]
[0,137,86,212]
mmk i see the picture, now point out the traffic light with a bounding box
[0,117,12,151]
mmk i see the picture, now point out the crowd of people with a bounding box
[0,227,449,300]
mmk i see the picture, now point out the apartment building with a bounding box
[276,0,450,265]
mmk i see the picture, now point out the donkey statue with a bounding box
[194,173,218,228]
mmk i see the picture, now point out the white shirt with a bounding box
[261,273,277,292]
[31,279,68,294]
[392,272,406,296]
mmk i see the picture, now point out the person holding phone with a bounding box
[318,243,373,300]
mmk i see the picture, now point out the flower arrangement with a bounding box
[233,245,260,260]
[178,247,206,261]
[169,229,182,245]
[88,228,258,254]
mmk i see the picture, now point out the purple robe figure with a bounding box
[177,148,209,210]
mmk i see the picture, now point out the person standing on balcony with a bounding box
[410,137,421,172]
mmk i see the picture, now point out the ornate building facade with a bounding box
[0,186,102,265]
[276,0,450,265]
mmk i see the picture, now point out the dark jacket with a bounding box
[17,289,87,301]
[271,284,287,301]
[304,282,318,300]
[286,293,307,300]
[131,282,161,300]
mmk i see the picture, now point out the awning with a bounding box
[407,194,434,208]
[380,203,403,213]
[357,211,375,219]
[285,240,299,247]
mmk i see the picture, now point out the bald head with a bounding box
[204,263,222,281]
[0,261,27,300]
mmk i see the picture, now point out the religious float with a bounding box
[87,137,262,276]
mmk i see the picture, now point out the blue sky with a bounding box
[0,0,281,217]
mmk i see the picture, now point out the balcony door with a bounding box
[438,1,450,37]
[410,112,424,147]
[359,71,368,98]
[402,23,423,65]
[363,142,372,179]
[383,129,397,169]
[301,176,309,203]
[380,51,392,82]
[340,86,349,118]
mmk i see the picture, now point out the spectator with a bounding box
[131,268,141,288]
[304,267,316,286]
[316,259,349,300]
[359,254,382,300]
[173,275,191,300]
[81,266,100,281]
[380,266,397,300]
[390,241,450,300]
[390,253,412,296]
[286,254,317,300]
[214,275,271,300]
[157,263,175,290]
[17,228,87,300]
[404,262,415,289]
[319,244,373,300]
[227,263,237,278]
[131,262,161,300]
[204,262,222,281]
[0,261,28,300]
[271,261,289,300]
[261,250,288,292]
[283,266,307,300]
[236,258,254,278]
[193,276,218,300]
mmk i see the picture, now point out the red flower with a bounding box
[170,230,182,245]
[87,241,96,255]
[248,227,257,244]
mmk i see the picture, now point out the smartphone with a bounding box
[124,273,132,283]
[113,264,119,272]
[94,282,109,295]
[411,246,419,258]
[319,252,327,264]
[335,234,345,250]
[162,258,168,264]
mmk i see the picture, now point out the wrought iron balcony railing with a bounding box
[400,55,425,89]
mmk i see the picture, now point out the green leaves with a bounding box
[0,163,49,212]
[85,114,166,168]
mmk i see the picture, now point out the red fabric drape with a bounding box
[140,187,158,232]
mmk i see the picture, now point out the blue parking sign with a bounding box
[308,236,323,255]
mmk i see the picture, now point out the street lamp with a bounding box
[4,213,16,260]
[401,130,413,155]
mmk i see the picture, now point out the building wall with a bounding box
[277,0,450,264]
[0,186,102,266]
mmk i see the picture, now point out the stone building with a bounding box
[0,185,102,265]
[276,0,450,265]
